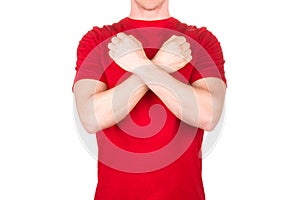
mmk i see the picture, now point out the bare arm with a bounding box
[110,33,226,131]
[73,75,148,133]
[133,64,226,131]
[73,34,191,133]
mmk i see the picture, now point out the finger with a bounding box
[108,50,115,59]
[108,43,115,50]
[181,42,191,50]
[111,37,121,44]
[168,35,186,42]
[164,35,177,44]
[128,35,139,42]
[117,32,128,40]
[164,35,186,46]
[169,35,178,40]
[182,48,192,56]
[176,36,187,45]
[184,54,193,62]
[186,49,192,56]
[183,50,192,61]
[129,35,143,47]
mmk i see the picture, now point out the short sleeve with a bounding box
[73,27,108,90]
[189,28,226,85]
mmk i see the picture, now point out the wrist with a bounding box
[131,62,160,76]
[119,57,152,72]
[131,58,153,71]
[152,59,174,74]
[152,56,164,67]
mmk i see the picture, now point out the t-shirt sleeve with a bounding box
[189,28,227,85]
[73,27,108,89]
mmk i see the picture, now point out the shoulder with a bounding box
[78,25,113,48]
[181,24,224,63]
[75,22,119,71]
[78,19,124,48]
[173,19,221,48]
[186,25,221,48]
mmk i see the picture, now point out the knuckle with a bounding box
[179,36,186,41]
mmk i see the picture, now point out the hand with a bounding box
[152,35,192,73]
[108,33,150,72]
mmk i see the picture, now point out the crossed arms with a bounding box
[73,33,226,133]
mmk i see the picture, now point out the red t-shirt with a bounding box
[74,17,226,200]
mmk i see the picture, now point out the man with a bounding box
[73,0,226,199]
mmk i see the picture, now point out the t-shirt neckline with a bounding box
[121,16,178,28]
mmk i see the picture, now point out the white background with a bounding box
[0,0,299,199]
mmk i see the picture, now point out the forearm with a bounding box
[133,62,215,130]
[89,75,148,132]
[90,63,184,132]
[79,63,187,133]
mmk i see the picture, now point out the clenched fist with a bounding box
[152,35,192,73]
[108,33,150,72]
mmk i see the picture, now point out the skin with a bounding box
[73,0,226,133]
[129,0,170,20]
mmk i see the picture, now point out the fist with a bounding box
[108,33,149,72]
[152,35,192,73]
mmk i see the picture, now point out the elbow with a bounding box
[81,120,99,134]
[199,112,220,132]
[81,115,114,134]
[198,101,224,131]
[201,119,217,132]
[79,114,102,134]
[84,123,99,134]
